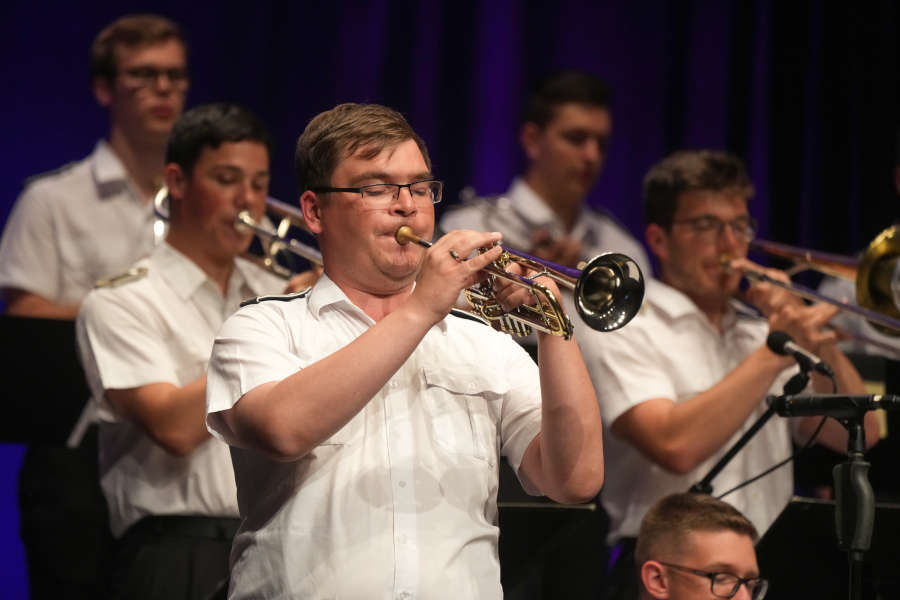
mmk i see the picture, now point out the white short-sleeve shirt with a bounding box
[0,141,158,304]
[76,242,285,537]
[439,177,652,278]
[206,274,543,600]
[578,279,797,543]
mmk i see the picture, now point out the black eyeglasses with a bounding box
[120,66,190,89]
[310,179,443,208]
[671,215,757,242]
[659,562,768,599]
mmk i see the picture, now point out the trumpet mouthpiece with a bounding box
[395,226,431,248]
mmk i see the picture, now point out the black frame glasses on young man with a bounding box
[310,179,443,208]
[659,562,768,599]
[119,66,190,90]
[671,215,757,243]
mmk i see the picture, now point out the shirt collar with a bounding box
[307,274,449,331]
[91,140,130,187]
[152,243,211,301]
[507,177,588,238]
[646,278,738,330]
[91,140,144,203]
[506,177,559,228]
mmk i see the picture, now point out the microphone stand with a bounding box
[690,370,810,495]
[832,411,874,600]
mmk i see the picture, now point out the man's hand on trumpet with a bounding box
[407,229,503,325]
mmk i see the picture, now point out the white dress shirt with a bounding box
[206,274,543,599]
[77,242,284,537]
[439,177,652,278]
[0,140,157,304]
[578,279,797,543]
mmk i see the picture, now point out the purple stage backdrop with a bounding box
[1,1,898,596]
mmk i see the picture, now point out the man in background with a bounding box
[635,493,767,600]
[77,103,289,599]
[440,70,650,276]
[0,14,188,598]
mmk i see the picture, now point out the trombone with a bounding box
[233,198,322,277]
[735,225,900,335]
[154,187,322,278]
[395,226,645,340]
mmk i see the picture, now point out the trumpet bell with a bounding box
[575,253,645,332]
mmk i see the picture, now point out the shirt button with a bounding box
[389,380,398,389]
[398,480,407,488]
[397,593,411,600]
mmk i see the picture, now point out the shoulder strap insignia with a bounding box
[241,288,311,308]
[449,308,490,326]
[95,267,148,289]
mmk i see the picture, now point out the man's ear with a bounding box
[93,76,113,107]
[645,223,669,263]
[641,560,671,599]
[519,122,542,161]
[163,164,187,219]
[300,190,323,235]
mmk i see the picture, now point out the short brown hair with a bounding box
[634,493,758,567]
[643,150,754,229]
[294,103,432,194]
[90,14,186,83]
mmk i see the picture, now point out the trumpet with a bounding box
[395,226,644,339]
[154,187,322,278]
[731,225,900,335]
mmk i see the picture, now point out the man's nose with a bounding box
[390,186,417,216]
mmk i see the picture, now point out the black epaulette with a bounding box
[449,308,490,326]
[23,161,80,188]
[240,288,311,308]
[95,267,148,289]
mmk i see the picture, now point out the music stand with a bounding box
[757,497,900,600]
[0,315,89,444]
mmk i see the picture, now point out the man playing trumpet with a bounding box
[205,102,605,599]
[577,150,879,599]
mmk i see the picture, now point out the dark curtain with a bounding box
[0,0,898,594]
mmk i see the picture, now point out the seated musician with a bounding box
[636,493,767,600]
[204,102,605,599]
[76,103,301,599]
[440,70,650,276]
[574,150,879,599]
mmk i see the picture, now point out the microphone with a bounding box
[769,393,900,418]
[766,331,834,376]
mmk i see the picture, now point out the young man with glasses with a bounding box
[204,102,605,599]
[0,14,188,318]
[636,493,767,600]
[0,14,188,598]
[575,150,877,599]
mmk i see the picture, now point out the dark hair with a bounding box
[90,14,186,83]
[643,150,755,229]
[165,103,273,176]
[634,493,758,567]
[521,70,612,128]
[294,103,431,194]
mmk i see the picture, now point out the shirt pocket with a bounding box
[421,365,508,463]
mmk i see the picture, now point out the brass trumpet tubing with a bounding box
[393,225,644,338]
